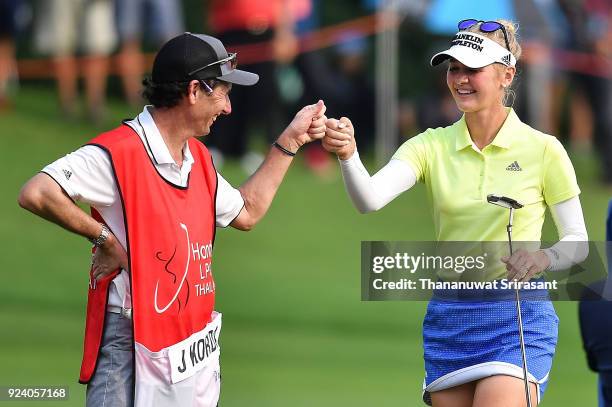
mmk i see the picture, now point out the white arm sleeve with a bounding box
[339,150,417,213]
[542,196,589,271]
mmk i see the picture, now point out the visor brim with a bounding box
[217,69,259,86]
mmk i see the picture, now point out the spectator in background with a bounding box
[293,28,376,177]
[559,0,612,184]
[0,0,27,111]
[512,0,566,134]
[328,31,376,150]
[114,0,184,107]
[579,200,612,407]
[205,0,311,173]
[286,0,333,176]
[415,68,460,131]
[287,16,377,176]
[33,0,116,123]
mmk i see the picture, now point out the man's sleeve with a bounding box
[542,137,581,206]
[41,145,118,207]
[215,172,245,227]
[391,130,431,182]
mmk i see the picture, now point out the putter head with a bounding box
[487,194,524,209]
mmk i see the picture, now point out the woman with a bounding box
[322,20,588,406]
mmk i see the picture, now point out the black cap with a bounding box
[152,32,259,86]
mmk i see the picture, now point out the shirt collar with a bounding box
[137,106,194,166]
[454,116,473,151]
[455,107,517,151]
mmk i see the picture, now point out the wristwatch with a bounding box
[90,224,111,247]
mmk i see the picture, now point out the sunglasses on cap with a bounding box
[457,19,511,52]
[188,52,238,78]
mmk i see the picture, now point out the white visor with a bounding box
[430,32,516,68]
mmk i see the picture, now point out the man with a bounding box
[115,0,185,106]
[18,32,327,407]
[33,0,117,122]
[579,200,612,407]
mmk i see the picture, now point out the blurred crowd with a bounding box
[0,0,611,181]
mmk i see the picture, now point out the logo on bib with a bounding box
[154,223,215,314]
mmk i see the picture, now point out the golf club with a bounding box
[487,194,532,407]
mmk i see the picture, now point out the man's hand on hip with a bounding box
[92,233,128,281]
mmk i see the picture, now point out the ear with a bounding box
[187,80,200,105]
[502,66,516,88]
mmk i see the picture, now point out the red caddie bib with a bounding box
[78,124,220,405]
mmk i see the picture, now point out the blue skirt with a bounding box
[422,289,558,405]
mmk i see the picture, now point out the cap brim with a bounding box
[217,69,259,86]
[430,48,494,69]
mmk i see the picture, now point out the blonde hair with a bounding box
[463,19,522,60]
[463,19,521,106]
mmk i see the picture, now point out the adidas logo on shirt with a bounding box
[62,169,72,180]
[506,161,522,171]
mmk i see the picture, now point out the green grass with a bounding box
[1,85,608,405]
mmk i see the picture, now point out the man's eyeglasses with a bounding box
[198,79,232,95]
[457,19,511,52]
[188,53,237,77]
[199,79,215,94]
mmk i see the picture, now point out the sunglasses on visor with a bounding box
[188,52,237,77]
[457,19,511,52]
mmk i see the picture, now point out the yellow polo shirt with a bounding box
[393,108,580,244]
